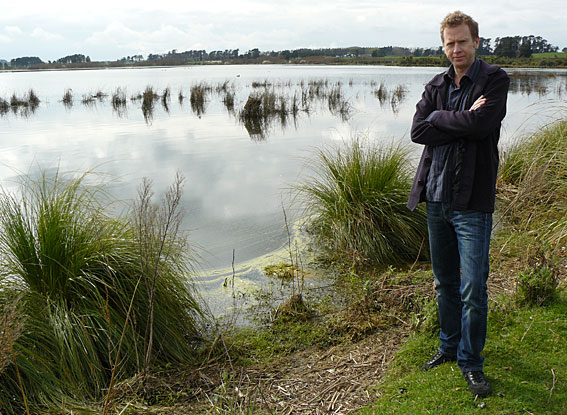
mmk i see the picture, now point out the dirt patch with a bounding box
[111,326,408,414]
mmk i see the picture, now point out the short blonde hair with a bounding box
[440,11,479,42]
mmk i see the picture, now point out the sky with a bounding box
[1,0,566,62]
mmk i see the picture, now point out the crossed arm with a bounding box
[411,70,509,146]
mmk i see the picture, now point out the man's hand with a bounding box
[469,95,486,111]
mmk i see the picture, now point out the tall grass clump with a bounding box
[142,86,159,121]
[190,82,212,117]
[0,98,9,115]
[111,87,127,117]
[295,139,428,267]
[498,119,567,250]
[61,88,73,108]
[0,172,202,414]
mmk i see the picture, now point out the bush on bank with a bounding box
[295,139,429,267]
[0,173,203,414]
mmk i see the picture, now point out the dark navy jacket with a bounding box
[407,59,510,213]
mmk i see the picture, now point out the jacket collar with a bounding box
[430,58,497,88]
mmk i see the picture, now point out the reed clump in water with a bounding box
[62,89,73,108]
[295,138,429,266]
[0,98,9,115]
[327,85,351,121]
[190,82,213,117]
[223,91,236,114]
[239,89,289,139]
[111,87,127,117]
[390,84,407,114]
[8,90,40,116]
[374,82,389,107]
[141,86,160,121]
[0,172,203,414]
[161,87,171,112]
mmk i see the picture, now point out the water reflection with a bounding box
[0,90,41,117]
[111,87,128,118]
[508,71,567,97]
[0,77,411,136]
[1,65,565,318]
[62,89,73,109]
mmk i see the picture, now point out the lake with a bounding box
[1,64,566,315]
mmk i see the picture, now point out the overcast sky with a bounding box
[1,0,566,62]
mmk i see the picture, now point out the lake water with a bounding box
[1,64,566,316]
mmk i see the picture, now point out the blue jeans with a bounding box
[427,202,492,373]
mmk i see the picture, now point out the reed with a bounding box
[0,172,202,414]
[161,87,171,112]
[0,98,9,115]
[295,138,428,266]
[111,88,127,117]
[390,84,407,113]
[327,85,351,121]
[222,91,235,113]
[239,90,289,139]
[9,90,40,109]
[190,82,212,117]
[374,82,389,106]
[62,88,73,107]
[81,94,97,106]
[142,86,159,121]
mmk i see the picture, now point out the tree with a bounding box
[10,56,44,67]
[519,38,532,58]
[494,36,520,57]
[57,54,87,64]
[477,37,492,55]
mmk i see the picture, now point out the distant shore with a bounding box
[2,53,567,73]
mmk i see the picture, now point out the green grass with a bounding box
[358,117,567,415]
[295,138,428,267]
[0,172,203,414]
[358,295,567,414]
[497,119,567,254]
[532,52,567,59]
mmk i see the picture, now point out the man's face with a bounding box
[442,24,479,73]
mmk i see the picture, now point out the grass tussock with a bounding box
[497,119,567,254]
[7,90,40,116]
[0,98,9,115]
[295,138,428,267]
[111,87,127,117]
[190,82,213,117]
[0,172,202,414]
[62,88,73,107]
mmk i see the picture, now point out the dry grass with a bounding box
[0,296,25,376]
[111,327,407,414]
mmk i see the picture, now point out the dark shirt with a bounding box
[407,59,510,213]
[425,59,480,203]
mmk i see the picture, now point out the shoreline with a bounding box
[2,56,567,74]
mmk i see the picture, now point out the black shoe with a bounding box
[463,371,492,396]
[420,351,457,371]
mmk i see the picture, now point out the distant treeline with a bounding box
[2,35,566,70]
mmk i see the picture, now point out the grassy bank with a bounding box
[1,117,565,413]
[356,118,567,413]
[358,296,567,414]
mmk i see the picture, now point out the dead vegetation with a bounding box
[110,326,407,415]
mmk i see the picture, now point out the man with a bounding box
[407,11,509,396]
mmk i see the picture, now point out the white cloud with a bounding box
[86,22,199,54]
[1,0,565,61]
[30,28,64,41]
[4,26,23,36]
